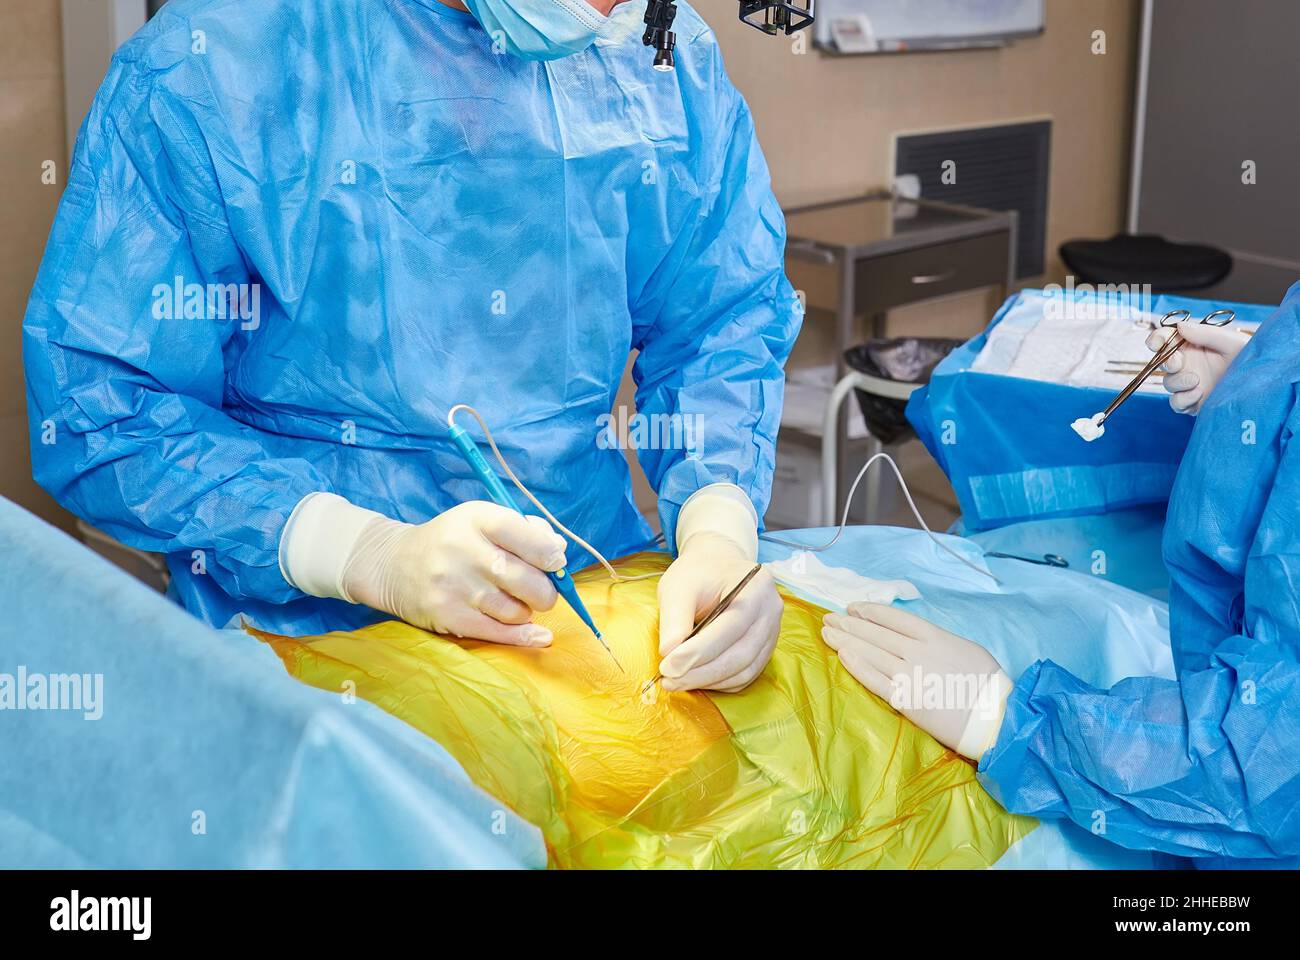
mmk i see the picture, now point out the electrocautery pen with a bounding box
[446,421,619,671]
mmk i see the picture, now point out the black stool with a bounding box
[1059,234,1232,293]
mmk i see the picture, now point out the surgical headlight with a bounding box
[738,0,816,36]
[643,1,815,72]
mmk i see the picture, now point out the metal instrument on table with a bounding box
[986,552,1069,568]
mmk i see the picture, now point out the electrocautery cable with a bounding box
[449,405,996,587]
[761,452,1002,586]
[447,405,661,584]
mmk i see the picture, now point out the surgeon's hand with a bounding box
[340,502,566,643]
[658,533,782,692]
[656,485,781,693]
[1146,322,1251,415]
[280,492,566,645]
[821,603,1013,761]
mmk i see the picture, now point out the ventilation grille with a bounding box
[895,121,1051,278]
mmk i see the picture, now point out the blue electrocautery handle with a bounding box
[447,422,603,643]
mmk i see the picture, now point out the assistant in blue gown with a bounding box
[981,282,1300,863]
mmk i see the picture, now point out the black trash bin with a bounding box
[843,338,964,445]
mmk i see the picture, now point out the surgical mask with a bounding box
[462,0,609,61]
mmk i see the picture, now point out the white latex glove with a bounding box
[821,602,1013,761]
[1145,322,1251,415]
[280,493,566,645]
[657,485,782,693]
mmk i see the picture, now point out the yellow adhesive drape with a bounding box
[254,553,1034,868]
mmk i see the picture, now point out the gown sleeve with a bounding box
[630,40,802,547]
[980,400,1300,859]
[23,48,333,604]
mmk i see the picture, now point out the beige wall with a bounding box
[0,0,70,530]
[715,0,1141,285]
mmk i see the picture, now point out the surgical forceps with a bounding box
[1094,309,1236,427]
[986,552,1069,568]
[640,563,764,695]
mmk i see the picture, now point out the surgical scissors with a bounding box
[1094,309,1236,427]
[640,563,764,696]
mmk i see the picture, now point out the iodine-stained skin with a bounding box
[274,558,732,819]
[256,553,1032,868]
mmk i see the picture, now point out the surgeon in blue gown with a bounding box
[823,282,1300,863]
[23,0,800,693]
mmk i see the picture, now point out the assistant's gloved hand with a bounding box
[821,602,1012,761]
[657,485,782,693]
[1146,322,1251,415]
[280,493,566,645]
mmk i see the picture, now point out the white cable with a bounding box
[447,406,995,587]
[447,405,660,583]
[762,452,1001,585]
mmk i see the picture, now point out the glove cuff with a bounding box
[1178,322,1253,356]
[956,670,1014,761]
[279,492,388,600]
[675,483,759,560]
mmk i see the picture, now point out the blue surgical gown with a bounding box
[980,281,1300,861]
[23,0,800,635]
